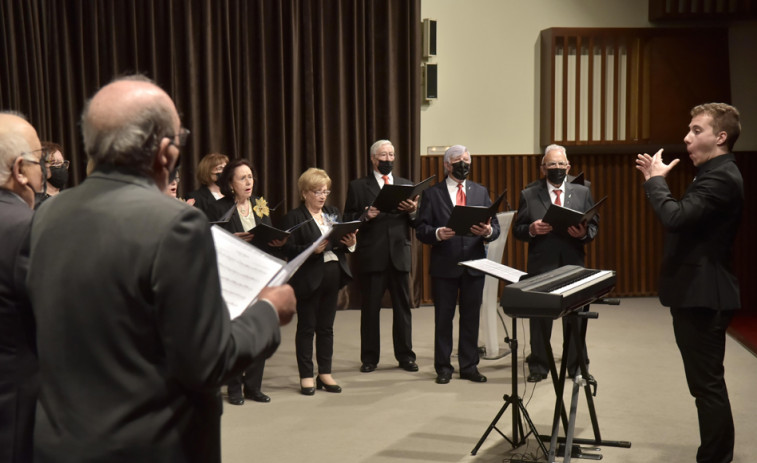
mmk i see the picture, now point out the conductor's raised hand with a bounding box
[259,284,297,326]
[635,148,679,181]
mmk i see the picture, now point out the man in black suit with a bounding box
[0,112,45,463]
[25,76,296,463]
[636,103,742,463]
[416,145,500,384]
[513,144,598,383]
[344,139,418,373]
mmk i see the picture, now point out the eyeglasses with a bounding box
[46,160,70,169]
[168,128,191,148]
[311,189,331,197]
[542,161,568,168]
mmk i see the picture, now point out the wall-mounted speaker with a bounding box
[423,18,437,58]
[423,63,437,101]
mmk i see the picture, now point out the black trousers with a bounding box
[227,359,264,396]
[359,267,415,366]
[431,273,484,376]
[671,307,735,463]
[295,261,340,379]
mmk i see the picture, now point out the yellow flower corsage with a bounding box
[253,197,270,218]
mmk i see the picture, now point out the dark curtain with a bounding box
[1,0,423,306]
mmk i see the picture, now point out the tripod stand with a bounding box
[471,316,549,459]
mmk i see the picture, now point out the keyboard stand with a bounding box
[540,309,632,461]
[471,316,549,460]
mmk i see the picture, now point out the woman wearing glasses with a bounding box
[282,168,356,395]
[187,153,228,217]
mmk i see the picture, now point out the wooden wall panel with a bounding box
[416,151,757,316]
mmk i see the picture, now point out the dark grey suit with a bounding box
[0,189,37,463]
[513,179,598,376]
[343,174,415,366]
[644,153,743,463]
[26,167,281,463]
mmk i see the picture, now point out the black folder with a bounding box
[209,204,236,224]
[371,175,436,212]
[249,223,291,249]
[328,220,362,248]
[445,190,506,237]
[542,195,607,236]
[570,172,585,186]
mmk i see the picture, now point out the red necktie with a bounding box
[456,183,466,206]
[382,175,390,186]
[554,189,562,206]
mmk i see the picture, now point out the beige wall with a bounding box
[420,0,757,155]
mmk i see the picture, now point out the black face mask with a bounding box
[48,166,69,189]
[377,160,393,175]
[451,161,470,181]
[546,168,567,186]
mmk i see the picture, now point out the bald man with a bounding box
[0,112,45,463]
[26,76,296,463]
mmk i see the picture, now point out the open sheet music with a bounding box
[458,258,526,283]
[212,225,330,318]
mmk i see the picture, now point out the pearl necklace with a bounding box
[237,199,251,216]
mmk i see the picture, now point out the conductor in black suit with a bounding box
[513,144,598,383]
[344,139,418,373]
[25,76,296,463]
[416,145,500,384]
[0,113,46,463]
[636,103,743,463]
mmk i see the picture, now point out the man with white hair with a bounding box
[344,139,419,374]
[0,111,45,463]
[416,145,500,384]
[513,144,598,383]
[26,76,296,463]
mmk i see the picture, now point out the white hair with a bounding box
[443,144,469,164]
[370,139,393,158]
[0,133,32,185]
[542,144,568,163]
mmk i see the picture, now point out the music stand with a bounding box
[470,315,549,460]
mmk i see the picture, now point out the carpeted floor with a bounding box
[221,297,757,463]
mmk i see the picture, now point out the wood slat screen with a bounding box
[416,152,757,316]
[540,28,731,148]
[649,0,757,20]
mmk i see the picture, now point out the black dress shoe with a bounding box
[359,363,377,373]
[460,370,487,382]
[316,376,342,393]
[227,394,244,405]
[527,372,548,383]
[399,361,419,372]
[435,372,451,384]
[244,391,271,403]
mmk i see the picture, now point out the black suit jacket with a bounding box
[343,174,414,273]
[187,185,219,218]
[0,189,37,463]
[282,204,353,299]
[415,179,501,279]
[513,179,598,274]
[644,153,743,310]
[26,167,281,463]
[208,196,281,257]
